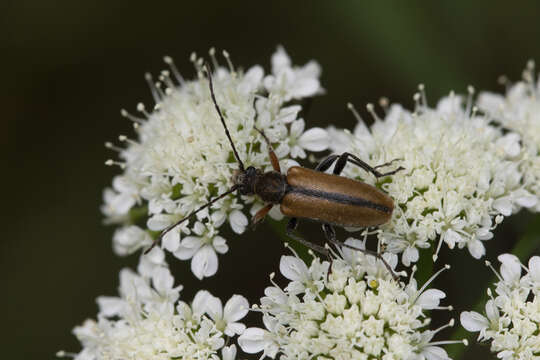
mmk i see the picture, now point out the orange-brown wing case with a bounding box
[280,166,393,227]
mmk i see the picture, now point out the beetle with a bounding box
[146,63,404,276]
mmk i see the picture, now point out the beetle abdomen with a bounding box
[280,166,393,227]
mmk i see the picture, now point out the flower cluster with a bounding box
[59,263,249,360]
[327,90,537,266]
[478,60,540,212]
[102,47,329,279]
[64,47,540,360]
[461,254,540,359]
[238,240,462,360]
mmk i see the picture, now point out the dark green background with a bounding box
[3,1,540,359]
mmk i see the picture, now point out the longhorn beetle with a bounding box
[146,63,404,278]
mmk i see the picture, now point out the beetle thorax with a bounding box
[254,171,288,204]
[232,167,287,203]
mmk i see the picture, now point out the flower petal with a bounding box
[97,296,125,317]
[477,92,505,113]
[238,328,270,354]
[460,311,489,332]
[225,322,246,337]
[498,253,521,283]
[147,214,173,231]
[495,133,521,157]
[191,245,218,279]
[442,229,462,249]
[151,267,174,294]
[493,197,513,216]
[528,256,540,283]
[238,65,263,95]
[485,299,499,323]
[221,345,237,360]
[422,346,451,360]
[290,119,305,137]
[204,293,223,321]
[278,105,301,123]
[403,246,419,267]
[291,78,320,99]
[268,206,284,220]
[229,210,248,234]
[137,248,165,278]
[173,236,203,260]
[467,239,485,259]
[280,256,309,282]
[416,289,445,310]
[271,45,291,74]
[162,228,180,252]
[298,127,329,152]
[513,189,538,208]
[224,295,249,323]
[212,236,229,254]
[192,290,212,316]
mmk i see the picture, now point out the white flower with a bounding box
[460,254,540,359]
[211,198,248,234]
[461,299,499,341]
[173,222,228,280]
[101,174,142,223]
[238,326,279,359]
[284,119,328,159]
[112,225,153,256]
[327,90,532,265]
[221,345,239,360]
[63,264,248,360]
[478,60,540,212]
[137,246,167,278]
[103,48,327,278]
[239,243,462,360]
[198,291,250,336]
[263,45,324,101]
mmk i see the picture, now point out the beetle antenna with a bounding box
[205,62,245,171]
[144,185,239,254]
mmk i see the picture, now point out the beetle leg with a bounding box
[287,217,299,231]
[334,152,404,178]
[286,218,331,259]
[322,223,337,241]
[252,204,274,229]
[254,127,281,173]
[374,158,402,170]
[321,225,399,281]
[315,154,339,172]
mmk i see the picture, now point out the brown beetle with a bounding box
[147,63,403,276]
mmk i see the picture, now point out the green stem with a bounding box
[448,215,540,360]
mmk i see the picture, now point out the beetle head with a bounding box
[232,166,260,195]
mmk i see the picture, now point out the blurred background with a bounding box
[3,1,540,358]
